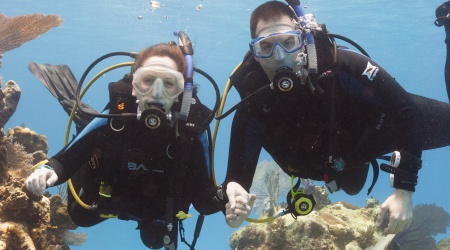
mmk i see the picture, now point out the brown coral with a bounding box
[5,139,34,179]
[0,130,82,249]
[0,14,63,54]
[0,80,21,130]
[230,202,381,250]
[0,222,36,250]
[4,189,29,210]
[7,126,48,155]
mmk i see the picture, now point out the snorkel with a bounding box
[285,0,321,95]
[174,31,194,121]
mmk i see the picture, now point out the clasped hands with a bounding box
[225,182,256,228]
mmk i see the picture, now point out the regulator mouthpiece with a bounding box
[272,66,298,93]
[139,103,170,130]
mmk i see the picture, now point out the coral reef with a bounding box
[0,13,63,54]
[230,199,381,250]
[230,200,450,250]
[0,175,83,249]
[232,162,450,250]
[0,75,84,249]
[7,126,49,157]
[250,160,331,218]
[0,80,21,130]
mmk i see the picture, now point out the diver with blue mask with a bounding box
[212,0,450,237]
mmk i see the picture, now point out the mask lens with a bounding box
[133,65,184,98]
[250,31,303,58]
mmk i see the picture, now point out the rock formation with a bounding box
[0,56,85,249]
[234,160,450,250]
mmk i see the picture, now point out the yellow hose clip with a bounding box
[176,211,192,220]
[99,213,118,218]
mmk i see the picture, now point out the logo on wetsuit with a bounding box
[127,162,149,171]
[376,112,386,130]
[362,61,379,81]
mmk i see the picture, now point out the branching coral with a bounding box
[0,128,82,249]
[8,126,49,155]
[0,14,63,54]
[0,222,37,250]
[5,138,34,179]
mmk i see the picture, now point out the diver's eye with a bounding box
[164,81,175,88]
[282,37,296,50]
[143,76,155,85]
[259,42,274,54]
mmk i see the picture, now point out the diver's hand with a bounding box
[24,166,58,196]
[376,189,413,234]
[225,182,257,228]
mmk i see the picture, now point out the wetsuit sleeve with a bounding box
[48,118,107,185]
[188,132,222,215]
[206,104,264,211]
[337,49,423,158]
[225,107,264,190]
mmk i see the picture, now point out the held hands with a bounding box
[24,166,58,196]
[376,189,413,234]
[225,182,257,228]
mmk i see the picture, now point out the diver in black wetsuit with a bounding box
[210,0,450,235]
[24,43,220,249]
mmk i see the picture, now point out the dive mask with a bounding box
[132,63,185,99]
[249,30,303,59]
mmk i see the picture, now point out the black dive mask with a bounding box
[139,103,170,131]
[272,66,299,93]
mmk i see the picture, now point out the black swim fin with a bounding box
[28,62,98,133]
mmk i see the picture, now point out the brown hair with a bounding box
[250,1,298,39]
[132,42,186,77]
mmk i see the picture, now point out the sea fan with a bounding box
[63,231,87,246]
[250,160,291,216]
[389,204,450,250]
[0,14,63,54]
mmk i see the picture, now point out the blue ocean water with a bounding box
[1,0,448,249]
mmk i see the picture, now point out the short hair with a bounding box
[250,1,298,39]
[132,43,186,78]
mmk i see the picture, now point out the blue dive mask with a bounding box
[249,30,303,59]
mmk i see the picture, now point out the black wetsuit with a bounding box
[217,45,450,201]
[48,109,218,249]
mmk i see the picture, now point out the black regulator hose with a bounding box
[75,52,138,118]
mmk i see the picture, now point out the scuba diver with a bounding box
[24,40,221,249]
[211,0,450,234]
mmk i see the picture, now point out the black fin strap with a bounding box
[367,159,379,195]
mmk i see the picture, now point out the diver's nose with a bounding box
[273,44,287,61]
[152,78,164,98]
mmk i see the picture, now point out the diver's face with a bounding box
[132,56,184,114]
[254,15,300,81]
